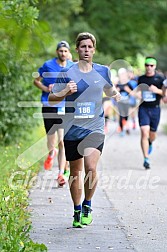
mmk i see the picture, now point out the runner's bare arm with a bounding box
[149,85,163,96]
[34,76,50,92]
[48,80,77,105]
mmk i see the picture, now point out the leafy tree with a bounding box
[0,0,52,144]
[37,0,82,40]
[155,45,167,73]
[66,0,167,69]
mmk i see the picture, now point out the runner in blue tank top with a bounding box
[34,41,73,186]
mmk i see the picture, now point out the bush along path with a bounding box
[0,182,47,252]
[0,128,48,252]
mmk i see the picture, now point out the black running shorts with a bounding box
[64,132,105,161]
[42,106,63,134]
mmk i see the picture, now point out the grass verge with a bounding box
[0,125,47,251]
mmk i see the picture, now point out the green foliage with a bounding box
[0,184,47,252]
[37,0,83,39]
[155,45,167,72]
[0,124,44,182]
[0,0,51,144]
[64,0,166,65]
[0,126,47,251]
[0,62,36,144]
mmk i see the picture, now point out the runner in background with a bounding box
[33,41,73,186]
[137,56,165,169]
[116,68,133,136]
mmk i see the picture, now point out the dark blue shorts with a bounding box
[138,106,161,132]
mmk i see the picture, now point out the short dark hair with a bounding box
[76,32,96,48]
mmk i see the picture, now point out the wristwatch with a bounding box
[50,90,57,97]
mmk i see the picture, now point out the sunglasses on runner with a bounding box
[145,64,154,67]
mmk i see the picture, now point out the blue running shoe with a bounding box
[119,131,125,137]
[148,143,153,155]
[143,159,150,169]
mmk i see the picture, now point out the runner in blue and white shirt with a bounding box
[49,32,121,228]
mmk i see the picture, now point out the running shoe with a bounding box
[81,205,93,225]
[57,174,66,187]
[148,143,153,155]
[44,149,56,170]
[119,131,125,137]
[143,160,150,169]
[73,210,83,228]
[63,169,70,179]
